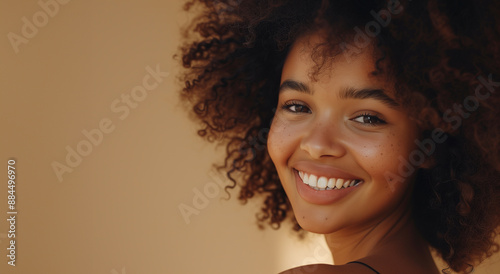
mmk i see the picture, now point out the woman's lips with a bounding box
[294,169,363,205]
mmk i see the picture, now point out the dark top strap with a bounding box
[347,261,380,274]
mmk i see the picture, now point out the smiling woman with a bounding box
[269,34,432,272]
[178,0,500,273]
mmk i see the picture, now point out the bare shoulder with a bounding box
[278,263,377,274]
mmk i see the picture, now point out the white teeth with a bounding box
[308,174,318,187]
[298,170,362,190]
[317,177,327,188]
[327,178,335,189]
[335,178,344,189]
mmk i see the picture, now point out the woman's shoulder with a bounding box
[278,259,441,274]
[278,263,379,274]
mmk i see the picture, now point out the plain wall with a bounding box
[1,1,499,274]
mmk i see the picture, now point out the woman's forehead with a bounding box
[282,31,392,92]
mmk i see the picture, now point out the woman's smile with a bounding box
[294,168,364,205]
[297,169,363,191]
[291,160,365,205]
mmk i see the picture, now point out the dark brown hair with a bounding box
[178,0,500,272]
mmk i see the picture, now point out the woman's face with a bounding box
[267,32,420,234]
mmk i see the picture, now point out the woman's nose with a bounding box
[299,120,347,159]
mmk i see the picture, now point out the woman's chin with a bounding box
[295,215,342,235]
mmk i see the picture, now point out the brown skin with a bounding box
[270,32,440,274]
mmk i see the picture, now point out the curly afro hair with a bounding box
[178,0,500,272]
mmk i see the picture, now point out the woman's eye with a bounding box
[281,101,311,113]
[351,113,387,125]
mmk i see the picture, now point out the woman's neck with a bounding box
[324,202,439,273]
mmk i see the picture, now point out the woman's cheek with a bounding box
[268,115,304,165]
[379,126,421,183]
[267,115,290,163]
[348,131,412,190]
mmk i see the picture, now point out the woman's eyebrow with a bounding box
[279,80,399,109]
[339,87,400,108]
[279,80,312,94]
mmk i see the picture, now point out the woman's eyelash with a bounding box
[351,113,387,126]
[281,101,311,113]
[280,103,386,126]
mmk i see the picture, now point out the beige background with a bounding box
[1,1,499,273]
